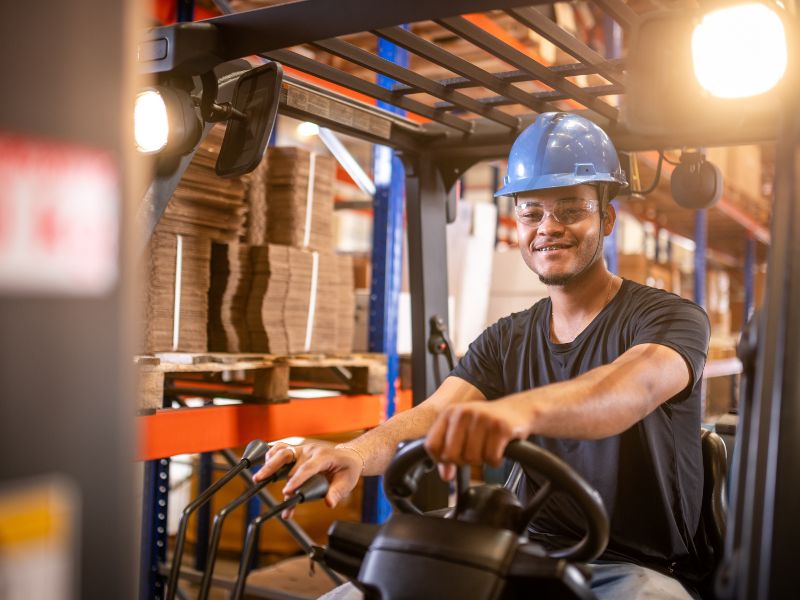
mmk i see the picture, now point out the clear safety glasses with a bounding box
[513,198,600,228]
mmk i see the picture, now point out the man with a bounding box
[255,112,710,599]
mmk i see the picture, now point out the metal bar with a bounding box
[391,60,626,95]
[593,0,642,31]
[374,25,559,114]
[748,110,800,600]
[198,0,544,65]
[694,210,707,308]
[404,153,452,512]
[140,458,170,600]
[313,38,520,129]
[266,49,473,133]
[363,34,407,526]
[318,127,376,196]
[194,452,213,572]
[245,472,262,573]
[177,0,195,23]
[744,235,756,327]
[506,7,624,86]
[406,154,450,404]
[604,200,620,274]
[433,84,622,110]
[436,16,619,121]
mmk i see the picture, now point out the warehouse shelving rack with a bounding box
[138,1,793,598]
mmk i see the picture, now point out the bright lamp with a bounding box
[134,89,169,153]
[692,3,787,99]
[134,86,201,156]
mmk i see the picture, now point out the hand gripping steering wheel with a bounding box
[383,438,610,563]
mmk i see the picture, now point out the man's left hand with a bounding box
[424,398,531,475]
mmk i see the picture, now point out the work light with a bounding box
[134,86,201,156]
[692,2,787,99]
[134,90,169,153]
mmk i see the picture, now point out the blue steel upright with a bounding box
[140,458,170,600]
[603,16,623,276]
[744,235,756,325]
[363,34,409,524]
[694,210,707,308]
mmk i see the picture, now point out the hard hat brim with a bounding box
[494,173,628,198]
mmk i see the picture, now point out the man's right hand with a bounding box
[253,442,363,517]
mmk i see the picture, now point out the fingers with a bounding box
[325,470,359,508]
[254,444,299,483]
[441,408,471,464]
[425,402,520,468]
[437,462,456,481]
[282,454,331,496]
[484,426,510,467]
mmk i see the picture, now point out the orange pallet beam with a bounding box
[138,389,412,461]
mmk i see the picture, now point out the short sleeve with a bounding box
[450,320,506,400]
[630,296,710,401]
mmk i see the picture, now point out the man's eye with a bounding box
[559,208,587,221]
[520,209,544,221]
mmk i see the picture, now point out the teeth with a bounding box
[537,246,566,252]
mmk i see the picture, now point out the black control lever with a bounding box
[197,458,294,600]
[231,474,330,600]
[165,439,269,600]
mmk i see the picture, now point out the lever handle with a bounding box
[297,473,329,503]
[241,439,269,466]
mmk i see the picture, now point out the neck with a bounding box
[548,260,614,319]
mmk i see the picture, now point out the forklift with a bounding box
[132,2,797,599]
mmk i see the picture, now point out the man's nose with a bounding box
[536,211,565,235]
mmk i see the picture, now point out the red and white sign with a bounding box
[0,133,119,295]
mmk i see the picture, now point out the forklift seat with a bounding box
[697,428,728,597]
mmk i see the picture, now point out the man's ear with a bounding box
[602,203,616,236]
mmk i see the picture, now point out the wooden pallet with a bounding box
[135,352,387,411]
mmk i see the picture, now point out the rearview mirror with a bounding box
[216,61,283,178]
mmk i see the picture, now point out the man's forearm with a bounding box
[510,343,691,439]
[344,403,440,476]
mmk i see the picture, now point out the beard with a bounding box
[532,229,604,286]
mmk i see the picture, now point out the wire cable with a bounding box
[627,151,664,196]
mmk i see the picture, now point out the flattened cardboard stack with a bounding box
[143,232,212,352]
[265,148,335,251]
[208,242,251,352]
[246,244,290,354]
[207,141,270,352]
[242,153,269,245]
[335,254,355,352]
[143,126,247,353]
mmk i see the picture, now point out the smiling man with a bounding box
[256,112,711,599]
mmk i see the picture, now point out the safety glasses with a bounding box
[513,198,599,228]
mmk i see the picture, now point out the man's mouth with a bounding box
[534,243,572,253]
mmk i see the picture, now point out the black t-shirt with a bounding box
[451,279,711,581]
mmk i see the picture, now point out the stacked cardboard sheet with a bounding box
[335,254,355,353]
[242,153,269,245]
[143,125,248,353]
[143,232,211,352]
[309,252,339,354]
[266,148,335,252]
[208,242,252,352]
[157,127,248,243]
[246,244,291,354]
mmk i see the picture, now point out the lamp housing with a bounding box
[134,85,201,156]
[624,1,793,143]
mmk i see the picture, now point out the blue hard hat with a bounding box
[495,112,627,198]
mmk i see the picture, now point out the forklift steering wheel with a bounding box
[383,438,609,562]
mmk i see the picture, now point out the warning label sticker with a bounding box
[0,132,119,295]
